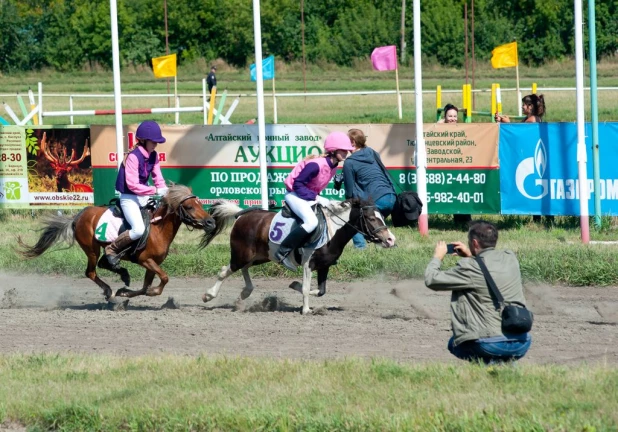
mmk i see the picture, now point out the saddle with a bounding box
[280,202,327,245]
[95,198,159,262]
[267,203,330,270]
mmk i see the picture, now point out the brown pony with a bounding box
[203,198,396,314]
[17,184,216,306]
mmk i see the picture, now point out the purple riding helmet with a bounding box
[136,120,166,143]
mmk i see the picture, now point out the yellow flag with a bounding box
[152,54,177,78]
[491,42,518,69]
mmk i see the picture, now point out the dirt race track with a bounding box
[1,272,617,364]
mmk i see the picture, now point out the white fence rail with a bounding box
[2,84,617,126]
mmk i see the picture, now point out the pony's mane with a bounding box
[327,197,369,214]
[162,184,193,214]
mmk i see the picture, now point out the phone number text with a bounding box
[426,192,485,204]
[399,172,486,185]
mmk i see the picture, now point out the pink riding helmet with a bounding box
[323,131,355,153]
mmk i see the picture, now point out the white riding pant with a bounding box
[284,192,319,232]
[119,193,149,240]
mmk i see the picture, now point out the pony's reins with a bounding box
[177,194,204,230]
[322,204,387,243]
[150,194,204,230]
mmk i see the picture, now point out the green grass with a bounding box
[1,58,618,125]
[0,354,616,431]
[3,210,618,286]
[2,61,618,286]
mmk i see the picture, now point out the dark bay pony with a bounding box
[203,198,396,314]
[17,184,216,304]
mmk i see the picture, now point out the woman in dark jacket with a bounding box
[341,129,396,249]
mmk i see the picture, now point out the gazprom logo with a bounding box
[516,139,548,200]
[514,139,618,201]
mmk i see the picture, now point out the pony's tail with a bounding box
[16,214,76,259]
[199,200,244,248]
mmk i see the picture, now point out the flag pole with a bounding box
[396,66,402,119]
[110,0,124,173]
[174,74,179,124]
[164,0,170,108]
[575,0,590,243]
[273,75,277,124]
[252,0,269,210]
[515,61,522,117]
[413,0,428,236]
[515,45,522,117]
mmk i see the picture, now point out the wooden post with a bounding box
[491,83,497,122]
[436,85,442,122]
[464,3,468,84]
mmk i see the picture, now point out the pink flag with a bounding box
[371,45,397,71]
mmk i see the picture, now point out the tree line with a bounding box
[1,0,616,74]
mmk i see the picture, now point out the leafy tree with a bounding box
[418,0,466,67]
[210,0,254,66]
[261,0,302,62]
[1,0,617,73]
[41,0,84,71]
[590,0,618,58]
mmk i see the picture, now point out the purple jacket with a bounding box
[115,146,164,195]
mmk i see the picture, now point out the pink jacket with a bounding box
[284,157,337,197]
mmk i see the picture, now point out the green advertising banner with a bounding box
[0,126,28,206]
[390,168,500,214]
[91,123,500,214]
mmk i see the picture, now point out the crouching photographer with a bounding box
[424,220,533,364]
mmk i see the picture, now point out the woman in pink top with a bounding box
[275,131,355,270]
[104,120,169,268]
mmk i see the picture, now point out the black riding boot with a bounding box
[104,231,134,270]
[274,226,311,271]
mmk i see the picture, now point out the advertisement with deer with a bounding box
[0,126,93,208]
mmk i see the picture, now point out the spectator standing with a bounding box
[341,129,397,250]
[206,65,217,94]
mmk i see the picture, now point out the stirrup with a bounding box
[106,253,122,270]
[280,256,297,271]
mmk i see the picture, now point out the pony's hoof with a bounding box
[112,299,129,311]
[289,281,302,293]
[301,307,313,315]
[240,287,253,300]
[106,289,122,303]
[202,293,215,303]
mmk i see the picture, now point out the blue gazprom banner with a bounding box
[499,123,618,216]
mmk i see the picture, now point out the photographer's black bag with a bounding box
[391,191,424,227]
[368,148,424,227]
[475,256,534,334]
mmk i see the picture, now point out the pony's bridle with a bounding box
[357,205,388,243]
[177,194,204,230]
[324,204,387,243]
